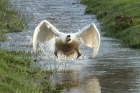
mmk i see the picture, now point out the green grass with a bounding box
[81,0,140,48]
[0,48,67,93]
[0,49,46,93]
[0,0,27,41]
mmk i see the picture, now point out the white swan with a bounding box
[33,20,100,59]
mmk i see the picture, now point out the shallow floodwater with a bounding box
[1,0,140,93]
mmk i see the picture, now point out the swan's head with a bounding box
[67,35,71,41]
[65,35,71,43]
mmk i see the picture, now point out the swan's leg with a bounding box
[54,42,59,58]
[75,47,81,59]
[54,51,58,58]
[54,46,58,58]
[77,52,81,59]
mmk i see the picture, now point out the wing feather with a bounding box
[76,23,100,58]
[33,20,60,53]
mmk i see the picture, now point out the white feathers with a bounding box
[33,20,100,58]
[75,23,100,58]
[33,20,61,53]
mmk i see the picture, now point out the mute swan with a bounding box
[33,20,100,59]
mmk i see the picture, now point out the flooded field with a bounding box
[1,0,140,92]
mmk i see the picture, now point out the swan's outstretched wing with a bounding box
[76,23,100,58]
[33,20,61,53]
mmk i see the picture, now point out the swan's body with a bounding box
[55,38,81,58]
[33,20,100,59]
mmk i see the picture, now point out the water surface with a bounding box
[1,0,140,93]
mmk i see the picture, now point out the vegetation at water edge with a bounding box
[0,0,27,41]
[81,0,140,48]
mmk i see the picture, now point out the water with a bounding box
[1,0,140,93]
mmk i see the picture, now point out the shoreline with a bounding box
[80,0,140,48]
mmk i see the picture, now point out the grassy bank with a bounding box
[0,49,47,92]
[0,49,67,93]
[0,0,27,41]
[81,0,140,48]
[0,0,45,92]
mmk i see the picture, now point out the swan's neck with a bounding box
[64,39,71,44]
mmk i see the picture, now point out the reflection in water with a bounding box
[85,77,101,93]
[58,70,79,89]
[50,68,101,93]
